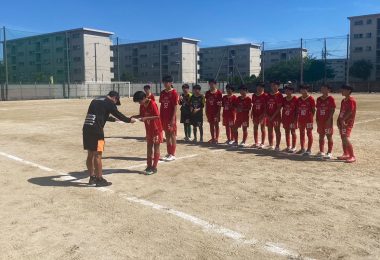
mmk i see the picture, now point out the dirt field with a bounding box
[0,93,379,260]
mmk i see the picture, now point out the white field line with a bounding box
[355,117,380,125]
[0,150,315,260]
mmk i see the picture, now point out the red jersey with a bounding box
[147,93,155,101]
[222,95,237,119]
[282,96,298,125]
[140,99,162,138]
[235,96,252,120]
[316,96,336,123]
[159,89,179,122]
[266,92,283,118]
[339,97,356,128]
[251,93,267,118]
[297,95,316,124]
[205,90,223,116]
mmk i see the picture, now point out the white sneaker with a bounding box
[165,155,176,161]
[162,154,170,161]
[239,142,246,147]
[228,140,235,145]
[289,147,297,153]
[225,140,230,145]
[267,145,274,150]
[316,151,325,158]
[258,143,264,149]
[324,153,333,159]
[303,150,312,157]
[274,146,280,152]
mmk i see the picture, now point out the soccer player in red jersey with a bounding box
[205,79,223,144]
[337,84,357,163]
[144,84,155,102]
[316,84,336,159]
[297,84,316,156]
[282,85,298,153]
[233,85,252,147]
[266,80,283,151]
[222,84,237,145]
[251,82,267,148]
[133,91,163,175]
[159,75,179,161]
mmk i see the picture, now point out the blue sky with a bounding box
[1,0,380,47]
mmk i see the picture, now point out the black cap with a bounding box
[108,91,121,105]
[341,84,354,91]
[162,75,173,83]
[193,84,201,90]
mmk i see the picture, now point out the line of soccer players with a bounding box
[133,76,357,175]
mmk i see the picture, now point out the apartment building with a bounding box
[113,37,199,83]
[199,43,261,81]
[6,28,114,83]
[262,48,308,69]
[348,13,380,81]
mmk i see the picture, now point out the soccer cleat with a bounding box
[345,157,356,163]
[324,153,333,159]
[145,168,154,175]
[257,143,265,149]
[207,139,215,144]
[225,140,230,145]
[303,150,312,157]
[267,145,274,150]
[282,147,290,153]
[96,177,112,187]
[199,138,204,143]
[238,142,246,147]
[88,176,96,185]
[288,147,297,153]
[274,146,280,152]
[337,154,350,160]
[184,137,190,142]
[151,168,158,174]
[316,152,325,158]
[251,143,259,148]
[228,140,235,145]
[296,149,306,155]
[165,155,176,161]
[162,154,170,161]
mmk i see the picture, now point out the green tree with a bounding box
[349,59,373,81]
[304,58,335,83]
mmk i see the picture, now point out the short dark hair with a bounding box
[285,85,295,91]
[341,84,354,93]
[162,75,173,83]
[182,84,190,89]
[321,83,332,90]
[225,84,235,91]
[270,80,280,85]
[299,84,310,90]
[239,84,248,91]
[256,82,265,88]
[208,79,217,84]
[133,91,146,102]
[143,85,151,90]
[193,84,201,90]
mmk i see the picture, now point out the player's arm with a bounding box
[107,116,117,122]
[171,93,178,124]
[110,109,135,123]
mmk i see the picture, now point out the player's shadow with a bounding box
[103,156,146,162]
[105,136,146,142]
[28,168,143,188]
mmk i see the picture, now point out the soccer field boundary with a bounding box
[355,117,380,125]
[0,150,315,260]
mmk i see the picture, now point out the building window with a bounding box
[56,47,63,52]
[367,19,372,24]
[72,33,80,39]
[354,20,363,26]
[74,68,81,74]
[73,57,81,62]
[354,34,363,39]
[56,58,63,64]
[366,46,372,51]
[43,38,49,43]
[354,47,363,52]
[366,33,372,38]
[56,36,63,41]
[72,45,81,50]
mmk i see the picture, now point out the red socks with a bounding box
[261,127,266,145]
[300,128,306,150]
[307,129,313,151]
[291,130,297,148]
[210,123,215,140]
[226,127,232,141]
[285,129,290,148]
[215,124,220,141]
[327,139,333,154]
[254,127,258,144]
[275,128,281,147]
[268,127,274,146]
[242,127,248,143]
[319,136,325,153]
[347,143,355,157]
[147,156,152,168]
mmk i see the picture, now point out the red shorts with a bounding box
[146,132,163,144]
[223,116,235,127]
[207,113,220,123]
[235,116,249,128]
[317,123,333,135]
[161,120,177,133]
[267,118,281,128]
[252,116,267,126]
[339,126,352,138]
[299,122,313,130]
[282,121,298,130]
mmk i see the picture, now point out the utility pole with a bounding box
[261,41,265,82]
[324,38,327,83]
[3,26,8,100]
[346,34,350,85]
[116,37,120,81]
[65,32,70,98]
[159,40,162,90]
[94,43,99,82]
[195,44,198,84]
[300,38,304,84]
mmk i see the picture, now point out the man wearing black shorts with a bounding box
[83,91,136,187]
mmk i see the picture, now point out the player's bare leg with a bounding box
[253,124,259,147]
[241,126,248,146]
[260,123,266,148]
[341,136,356,163]
[93,152,111,187]
[326,134,333,157]
[215,122,220,143]
[291,129,297,152]
[285,128,291,151]
[164,131,171,159]
[208,122,215,143]
[86,151,96,185]
[199,125,204,142]
[193,125,198,142]
[318,133,325,156]
[297,128,306,154]
[305,128,313,156]
[267,125,274,149]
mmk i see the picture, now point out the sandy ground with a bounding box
[0,93,379,259]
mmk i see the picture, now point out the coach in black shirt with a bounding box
[83,91,136,187]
